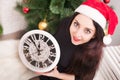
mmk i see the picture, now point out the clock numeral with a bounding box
[46,38,50,43]
[31,34,37,41]
[30,61,36,67]
[26,54,32,62]
[32,62,48,68]
[23,45,29,51]
[39,62,47,68]
[49,44,55,50]
[24,52,30,57]
[50,52,56,57]
[23,45,29,56]
[49,54,56,62]
[47,58,53,63]
[35,61,40,68]
[25,38,33,45]
[28,58,49,68]
[39,34,45,40]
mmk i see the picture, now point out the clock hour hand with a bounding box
[38,43,44,56]
[34,41,43,55]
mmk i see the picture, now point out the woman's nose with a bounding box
[75,29,83,39]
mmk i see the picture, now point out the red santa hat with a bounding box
[75,0,118,45]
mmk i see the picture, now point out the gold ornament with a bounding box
[38,19,47,30]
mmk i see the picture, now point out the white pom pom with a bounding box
[103,35,112,45]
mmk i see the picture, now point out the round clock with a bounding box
[19,30,60,72]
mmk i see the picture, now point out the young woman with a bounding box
[37,0,118,80]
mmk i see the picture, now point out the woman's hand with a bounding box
[36,66,75,80]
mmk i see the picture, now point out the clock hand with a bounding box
[31,41,40,55]
[37,42,42,55]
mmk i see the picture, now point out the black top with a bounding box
[39,17,80,80]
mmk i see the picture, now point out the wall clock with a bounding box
[19,30,60,72]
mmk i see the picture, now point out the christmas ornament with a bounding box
[23,7,30,14]
[19,30,60,72]
[103,0,110,3]
[38,19,47,30]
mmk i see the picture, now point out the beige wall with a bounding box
[0,0,27,35]
[109,0,120,46]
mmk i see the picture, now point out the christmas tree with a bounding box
[0,25,3,35]
[16,0,84,34]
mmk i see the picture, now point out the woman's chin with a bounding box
[72,41,81,45]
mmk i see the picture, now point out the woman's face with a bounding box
[70,14,96,45]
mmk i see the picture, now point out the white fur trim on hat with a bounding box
[75,5,106,29]
[103,34,112,45]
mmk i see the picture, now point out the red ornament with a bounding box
[103,0,110,3]
[23,7,30,14]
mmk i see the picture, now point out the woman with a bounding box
[37,0,118,80]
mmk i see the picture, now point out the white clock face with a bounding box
[19,30,60,72]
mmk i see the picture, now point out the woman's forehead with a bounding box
[73,14,95,30]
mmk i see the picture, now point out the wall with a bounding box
[109,0,120,46]
[0,0,27,35]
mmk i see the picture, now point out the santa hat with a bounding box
[75,0,118,45]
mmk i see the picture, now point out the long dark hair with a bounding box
[54,12,105,80]
[67,13,104,80]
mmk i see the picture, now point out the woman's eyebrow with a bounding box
[86,27,94,31]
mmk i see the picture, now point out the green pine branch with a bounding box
[16,0,84,34]
[0,25,3,35]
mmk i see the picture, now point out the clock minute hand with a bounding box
[32,41,40,54]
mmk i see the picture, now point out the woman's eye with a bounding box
[74,21,79,27]
[85,29,91,34]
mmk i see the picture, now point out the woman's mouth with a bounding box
[73,36,81,42]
